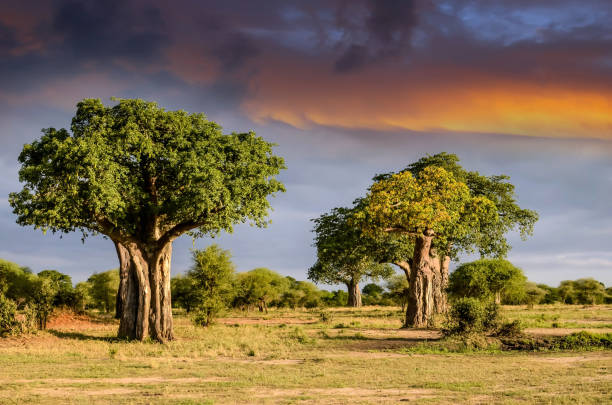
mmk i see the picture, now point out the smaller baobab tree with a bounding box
[357,154,538,327]
[309,207,395,307]
[358,166,499,326]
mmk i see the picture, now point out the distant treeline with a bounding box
[1,253,611,334]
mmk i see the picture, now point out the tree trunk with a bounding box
[118,242,174,342]
[405,230,435,328]
[437,255,451,313]
[114,241,130,319]
[346,278,362,307]
[431,251,450,314]
[495,291,501,305]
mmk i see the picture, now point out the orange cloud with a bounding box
[243,56,612,140]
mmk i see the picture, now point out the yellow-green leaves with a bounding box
[363,166,480,238]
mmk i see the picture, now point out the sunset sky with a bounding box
[0,0,610,286]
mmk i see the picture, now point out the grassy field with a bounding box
[0,305,610,404]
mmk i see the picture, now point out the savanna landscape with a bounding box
[0,304,611,404]
[1,1,612,404]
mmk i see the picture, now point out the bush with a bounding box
[445,298,485,335]
[192,299,226,327]
[500,332,612,351]
[0,293,17,336]
[495,320,524,337]
[444,298,503,336]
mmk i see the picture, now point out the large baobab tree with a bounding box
[10,98,285,342]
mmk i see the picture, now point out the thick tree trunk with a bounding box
[405,231,435,328]
[346,278,362,307]
[118,242,174,342]
[114,241,130,319]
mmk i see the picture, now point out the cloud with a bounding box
[51,0,168,62]
[333,0,418,73]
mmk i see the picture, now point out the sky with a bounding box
[0,0,611,287]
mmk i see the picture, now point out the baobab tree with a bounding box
[9,98,285,342]
[309,206,396,307]
[357,155,537,327]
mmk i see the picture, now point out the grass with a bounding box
[0,305,610,404]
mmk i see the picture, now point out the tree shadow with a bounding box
[47,329,125,343]
[321,330,443,351]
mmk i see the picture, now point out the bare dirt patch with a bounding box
[46,310,114,330]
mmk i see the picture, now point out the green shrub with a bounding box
[500,332,612,351]
[0,293,18,336]
[555,332,612,350]
[444,298,503,336]
[495,320,524,337]
[445,298,485,335]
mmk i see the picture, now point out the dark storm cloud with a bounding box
[211,32,260,71]
[51,0,167,61]
[0,21,17,54]
[333,0,418,73]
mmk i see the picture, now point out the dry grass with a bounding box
[0,305,610,404]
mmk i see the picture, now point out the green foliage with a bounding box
[37,269,75,307]
[30,277,58,329]
[320,290,348,307]
[555,331,612,350]
[171,275,197,312]
[522,282,548,308]
[402,153,538,258]
[495,320,524,337]
[558,278,606,305]
[87,270,119,313]
[233,268,289,311]
[0,259,34,304]
[309,206,397,289]
[448,259,526,303]
[385,274,410,308]
[188,245,235,326]
[73,282,91,313]
[278,278,323,309]
[362,283,384,296]
[444,298,501,336]
[9,97,285,246]
[0,293,18,336]
[359,153,537,266]
[501,332,612,351]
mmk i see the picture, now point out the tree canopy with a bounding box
[447,258,526,303]
[9,98,285,245]
[359,165,499,257]
[233,268,289,312]
[309,206,396,306]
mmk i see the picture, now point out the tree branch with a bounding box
[157,205,225,248]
